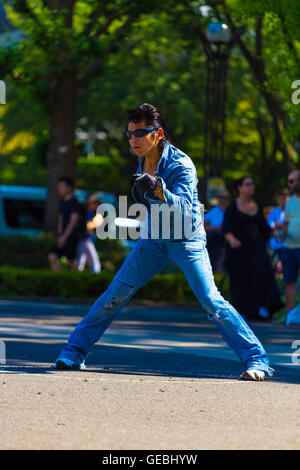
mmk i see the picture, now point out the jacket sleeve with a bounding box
[147,165,196,215]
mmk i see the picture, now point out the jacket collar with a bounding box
[138,142,171,175]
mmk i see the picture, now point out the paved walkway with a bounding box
[0,300,299,449]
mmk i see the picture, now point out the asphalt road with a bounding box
[0,299,299,450]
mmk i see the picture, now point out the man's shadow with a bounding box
[2,340,300,384]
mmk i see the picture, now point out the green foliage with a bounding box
[76,155,129,195]
[0,265,115,300]
[0,234,54,269]
[0,234,230,303]
[0,235,128,272]
[0,0,299,206]
[0,265,230,303]
[76,9,207,184]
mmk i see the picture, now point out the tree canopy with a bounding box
[0,0,299,217]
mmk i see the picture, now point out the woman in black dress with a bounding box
[222,176,284,320]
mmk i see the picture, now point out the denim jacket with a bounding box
[132,143,205,241]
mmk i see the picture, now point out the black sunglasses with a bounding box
[126,127,158,140]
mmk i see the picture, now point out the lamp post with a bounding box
[203,21,232,203]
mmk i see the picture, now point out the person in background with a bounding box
[267,189,289,252]
[222,176,284,321]
[204,189,230,272]
[48,177,85,271]
[267,188,289,276]
[281,170,300,316]
[77,194,103,274]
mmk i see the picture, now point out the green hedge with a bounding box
[0,235,231,303]
[0,235,128,271]
[0,266,230,303]
[0,266,114,300]
[0,235,54,269]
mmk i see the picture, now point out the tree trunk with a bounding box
[256,114,268,182]
[44,72,78,233]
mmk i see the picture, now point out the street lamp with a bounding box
[206,21,230,44]
[203,21,232,203]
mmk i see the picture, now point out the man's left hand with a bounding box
[133,173,158,193]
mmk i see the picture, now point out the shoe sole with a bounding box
[241,371,265,381]
[54,360,82,370]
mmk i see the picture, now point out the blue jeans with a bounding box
[58,238,272,374]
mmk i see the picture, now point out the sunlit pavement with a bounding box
[0,299,299,450]
[0,299,299,375]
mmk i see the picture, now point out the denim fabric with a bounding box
[132,143,205,240]
[58,238,272,374]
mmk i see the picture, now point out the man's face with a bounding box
[87,201,100,211]
[127,120,163,157]
[58,181,71,198]
[217,195,229,208]
[276,193,288,207]
[287,171,300,194]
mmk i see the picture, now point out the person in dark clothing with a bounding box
[222,176,284,320]
[48,177,86,271]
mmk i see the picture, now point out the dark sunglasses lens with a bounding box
[134,129,148,138]
[126,128,156,139]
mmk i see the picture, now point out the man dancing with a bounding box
[54,103,273,381]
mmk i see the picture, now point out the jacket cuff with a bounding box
[145,176,166,203]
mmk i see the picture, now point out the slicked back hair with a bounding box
[126,103,171,155]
